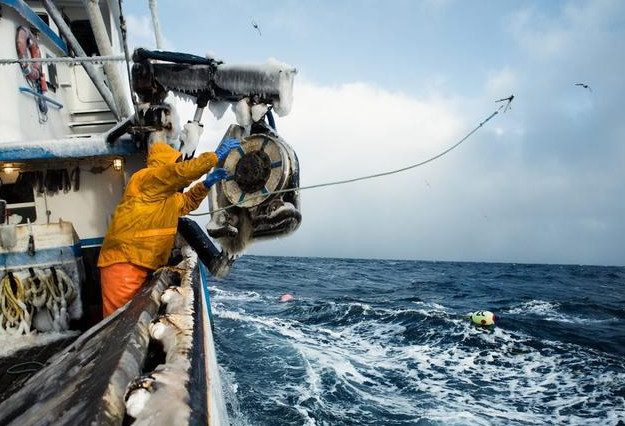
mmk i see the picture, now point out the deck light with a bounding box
[113,158,123,171]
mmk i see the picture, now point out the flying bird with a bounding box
[251,20,262,36]
[575,83,592,92]
[495,94,515,112]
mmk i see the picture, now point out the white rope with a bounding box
[0,268,77,335]
[188,107,502,217]
[0,55,126,65]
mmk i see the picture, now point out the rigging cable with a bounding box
[0,56,126,65]
[188,106,503,217]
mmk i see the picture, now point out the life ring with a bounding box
[15,25,47,91]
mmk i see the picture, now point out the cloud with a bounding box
[484,68,518,97]
[421,0,455,10]
[509,8,570,59]
[184,67,624,265]
[168,0,625,266]
[188,81,498,261]
[508,1,625,62]
[125,14,174,50]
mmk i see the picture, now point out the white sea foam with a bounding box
[218,366,254,426]
[210,286,261,302]
[214,288,625,425]
[507,299,559,315]
[506,299,619,324]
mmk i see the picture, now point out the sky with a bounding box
[123,0,625,266]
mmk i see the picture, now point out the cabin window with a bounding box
[36,13,50,26]
[47,59,58,92]
[70,20,100,56]
[0,179,37,225]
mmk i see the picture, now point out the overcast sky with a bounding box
[124,0,625,266]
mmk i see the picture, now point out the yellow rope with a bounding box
[1,269,77,333]
[1,274,26,327]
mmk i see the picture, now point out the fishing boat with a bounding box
[0,1,300,424]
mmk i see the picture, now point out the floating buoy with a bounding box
[279,293,294,302]
[470,311,495,326]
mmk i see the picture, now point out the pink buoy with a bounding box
[279,293,294,302]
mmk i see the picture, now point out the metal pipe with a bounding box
[148,0,165,50]
[41,0,121,120]
[193,107,204,123]
[266,109,276,131]
[18,87,64,109]
[82,0,132,118]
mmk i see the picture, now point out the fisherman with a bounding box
[97,138,240,317]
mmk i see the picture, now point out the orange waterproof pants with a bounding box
[100,263,150,317]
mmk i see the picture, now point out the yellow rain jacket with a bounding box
[98,143,218,270]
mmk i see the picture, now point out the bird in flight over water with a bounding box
[252,20,262,36]
[575,83,592,92]
[495,94,515,112]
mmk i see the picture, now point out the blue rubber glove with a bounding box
[215,138,240,162]
[204,168,228,189]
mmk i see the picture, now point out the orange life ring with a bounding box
[15,26,47,92]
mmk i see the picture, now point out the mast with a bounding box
[148,0,165,50]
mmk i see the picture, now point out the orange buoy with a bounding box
[279,293,294,302]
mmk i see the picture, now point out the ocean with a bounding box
[209,256,625,425]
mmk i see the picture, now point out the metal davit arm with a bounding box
[148,0,165,50]
[82,0,132,118]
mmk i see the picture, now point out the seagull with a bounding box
[252,20,262,36]
[495,94,514,112]
[575,83,592,92]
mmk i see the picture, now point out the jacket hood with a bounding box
[147,143,182,168]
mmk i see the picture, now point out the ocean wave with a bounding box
[215,298,625,425]
[505,300,621,325]
[210,286,262,302]
[507,300,560,315]
[210,256,625,425]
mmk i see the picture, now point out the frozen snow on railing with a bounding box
[215,58,297,117]
[0,135,137,161]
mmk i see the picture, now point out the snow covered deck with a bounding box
[0,250,226,425]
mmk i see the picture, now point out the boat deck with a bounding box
[0,335,77,403]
